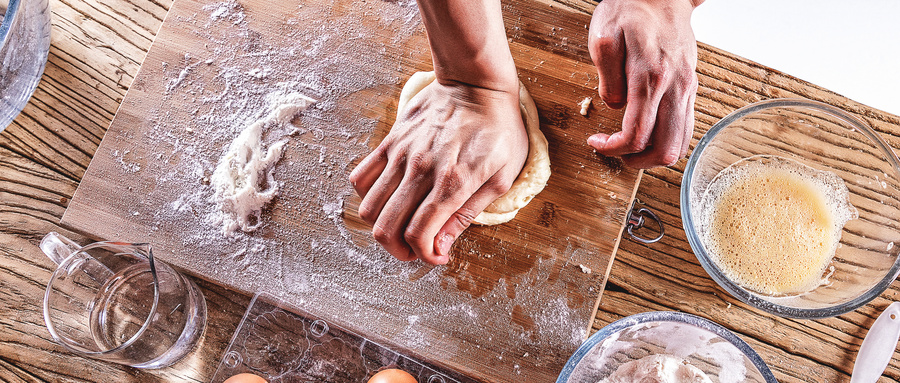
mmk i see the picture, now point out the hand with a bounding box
[587,0,702,168]
[350,80,528,265]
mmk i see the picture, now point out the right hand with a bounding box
[350,79,528,265]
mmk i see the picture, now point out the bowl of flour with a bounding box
[556,311,776,383]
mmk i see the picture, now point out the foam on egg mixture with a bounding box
[700,155,857,296]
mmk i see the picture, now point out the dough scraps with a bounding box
[396,71,550,225]
[211,93,316,235]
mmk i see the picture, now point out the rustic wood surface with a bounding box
[57,0,641,382]
[2,1,900,383]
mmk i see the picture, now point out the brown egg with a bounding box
[223,373,268,383]
[367,368,418,383]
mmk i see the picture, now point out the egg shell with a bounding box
[223,373,268,383]
[367,368,418,383]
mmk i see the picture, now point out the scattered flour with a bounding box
[120,0,601,379]
[210,93,315,234]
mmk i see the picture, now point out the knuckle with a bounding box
[435,169,464,194]
[451,209,477,229]
[406,153,433,175]
[645,64,670,88]
[625,139,648,153]
[358,206,377,224]
[488,176,514,195]
[403,227,428,248]
[673,71,697,93]
[592,37,617,56]
[371,224,394,244]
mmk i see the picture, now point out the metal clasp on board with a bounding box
[626,199,664,244]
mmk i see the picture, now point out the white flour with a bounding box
[210,93,315,234]
[601,355,712,383]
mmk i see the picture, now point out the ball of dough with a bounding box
[396,71,550,225]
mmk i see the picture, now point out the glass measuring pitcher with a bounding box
[40,232,207,368]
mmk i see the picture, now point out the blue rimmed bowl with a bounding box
[557,311,776,383]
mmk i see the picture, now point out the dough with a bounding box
[601,354,712,383]
[397,71,550,225]
[211,93,315,234]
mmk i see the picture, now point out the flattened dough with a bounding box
[397,71,550,225]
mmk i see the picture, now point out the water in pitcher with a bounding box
[90,264,157,350]
[86,262,203,367]
[41,232,207,368]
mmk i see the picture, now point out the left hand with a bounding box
[586,0,702,168]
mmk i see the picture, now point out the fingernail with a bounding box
[587,135,605,148]
[437,233,454,256]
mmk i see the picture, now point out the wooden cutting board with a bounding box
[61,0,641,381]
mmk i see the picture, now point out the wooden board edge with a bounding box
[584,168,644,337]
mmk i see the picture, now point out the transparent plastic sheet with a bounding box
[211,293,478,383]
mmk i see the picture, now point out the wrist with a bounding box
[417,0,519,93]
[432,49,519,94]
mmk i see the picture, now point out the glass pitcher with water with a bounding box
[40,232,207,368]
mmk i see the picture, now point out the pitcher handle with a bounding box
[40,232,83,265]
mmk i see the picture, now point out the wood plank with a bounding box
[59,0,640,381]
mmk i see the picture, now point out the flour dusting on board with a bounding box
[120,1,598,379]
[210,93,315,234]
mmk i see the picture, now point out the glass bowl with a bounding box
[1,0,51,132]
[556,311,776,383]
[682,98,900,319]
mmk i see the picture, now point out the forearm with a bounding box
[416,0,518,93]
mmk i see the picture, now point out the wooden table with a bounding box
[3,0,900,382]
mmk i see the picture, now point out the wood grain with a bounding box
[59,0,640,381]
[3,0,900,382]
[0,0,244,382]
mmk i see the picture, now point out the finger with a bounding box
[403,166,511,265]
[430,173,514,265]
[590,70,661,157]
[589,31,627,109]
[349,145,389,198]
[356,155,404,225]
[403,169,478,265]
[621,87,690,168]
[372,171,434,262]
[681,76,698,158]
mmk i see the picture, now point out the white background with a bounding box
[692,0,900,116]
